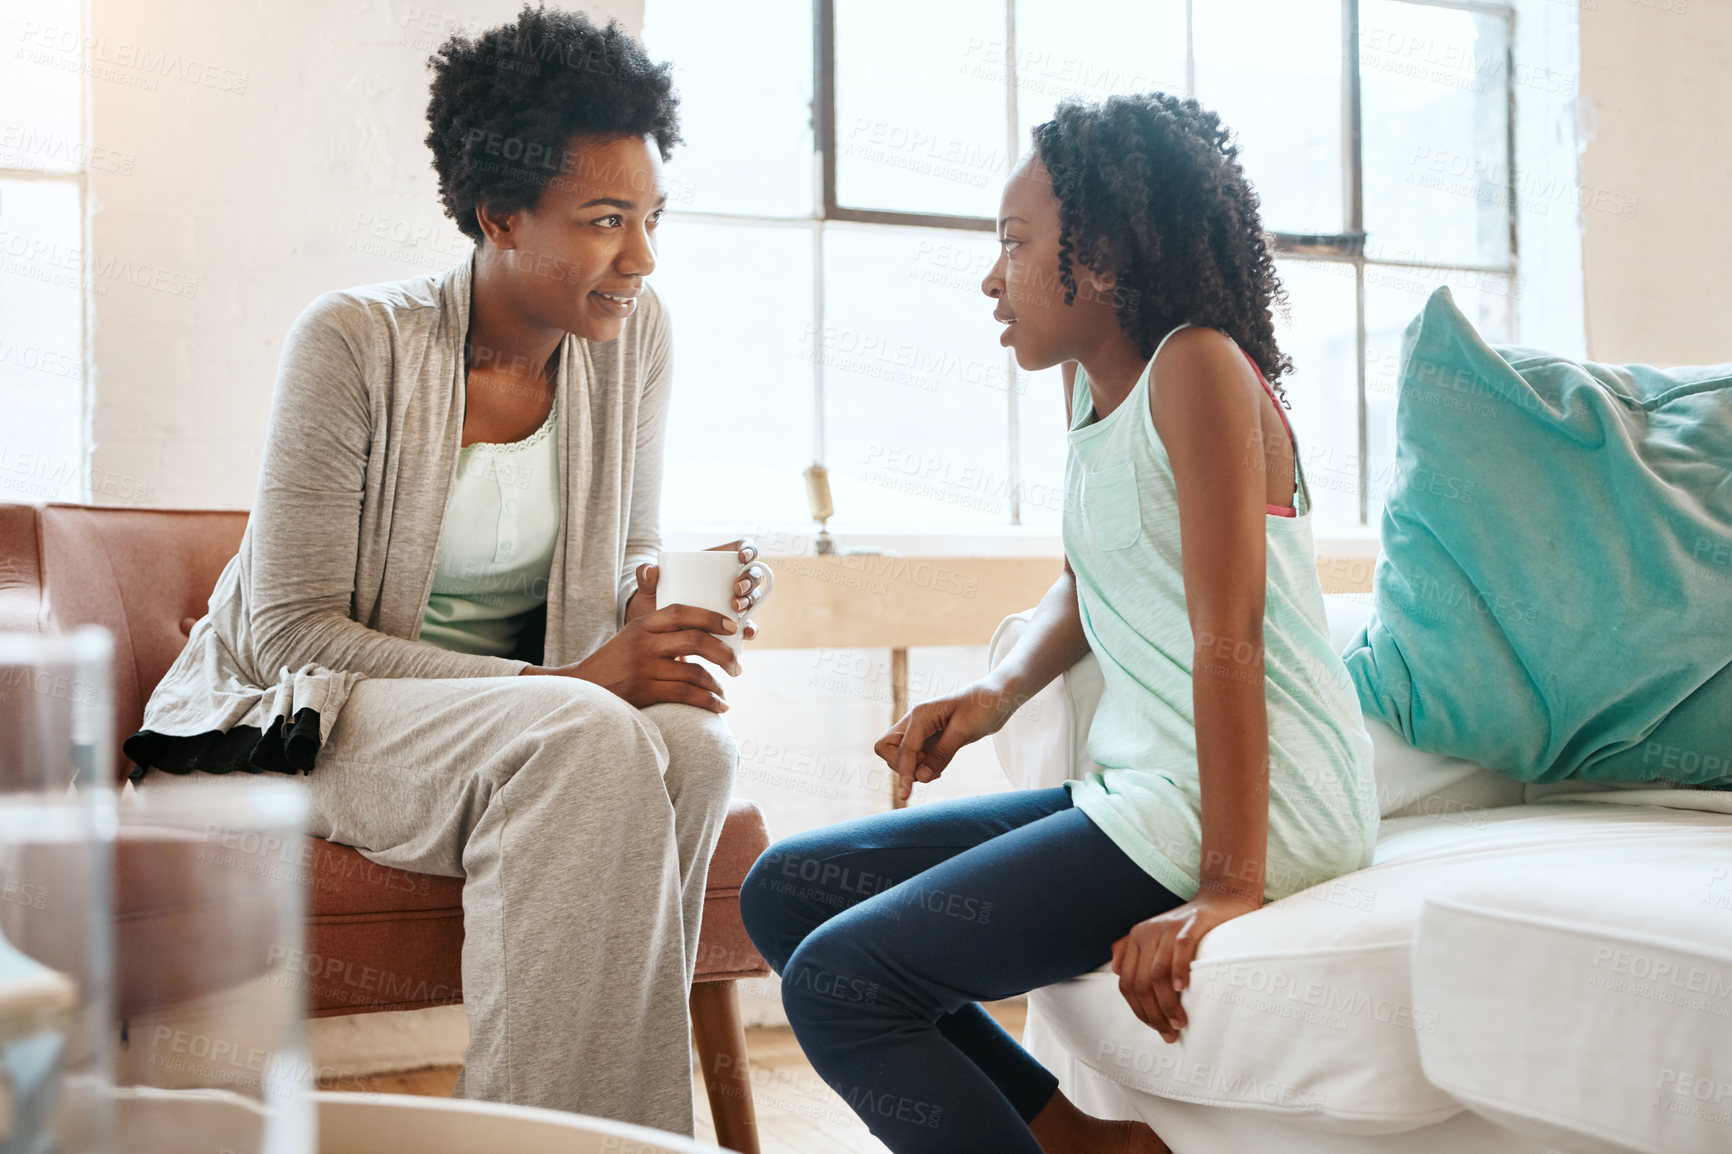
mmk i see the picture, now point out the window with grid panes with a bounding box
[0,0,89,503]
[641,0,1518,537]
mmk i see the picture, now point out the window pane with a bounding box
[0,179,85,503]
[820,224,1012,529]
[1017,364,1067,531]
[0,1,83,175]
[1012,0,1188,146]
[652,221,816,528]
[642,0,814,217]
[1364,269,1514,528]
[1193,0,1343,235]
[1361,0,1513,266]
[1271,259,1360,533]
[834,0,1008,218]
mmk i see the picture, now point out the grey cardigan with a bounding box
[135,256,671,765]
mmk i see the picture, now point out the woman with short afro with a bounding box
[742,94,1378,1154]
[128,7,763,1135]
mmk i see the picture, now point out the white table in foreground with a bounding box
[316,1092,723,1154]
[116,1088,723,1154]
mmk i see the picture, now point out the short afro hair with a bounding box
[425,5,681,242]
[1032,93,1292,398]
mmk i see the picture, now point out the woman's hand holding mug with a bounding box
[526,605,738,712]
[520,539,770,714]
[630,539,771,643]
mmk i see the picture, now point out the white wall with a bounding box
[86,0,642,509]
[1577,0,1732,366]
[1511,0,1588,359]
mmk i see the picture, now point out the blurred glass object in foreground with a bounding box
[0,628,116,1154]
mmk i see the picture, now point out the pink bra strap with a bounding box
[1241,349,1299,518]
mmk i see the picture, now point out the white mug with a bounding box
[655,549,775,654]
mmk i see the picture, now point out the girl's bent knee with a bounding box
[739,851,795,972]
[780,925,880,1016]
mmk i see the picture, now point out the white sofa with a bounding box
[988,595,1732,1154]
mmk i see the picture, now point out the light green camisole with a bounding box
[1062,325,1378,903]
[420,399,561,658]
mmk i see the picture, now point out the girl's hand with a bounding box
[874,681,1021,804]
[1111,891,1262,1043]
[629,538,764,639]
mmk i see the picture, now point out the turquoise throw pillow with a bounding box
[1343,287,1732,785]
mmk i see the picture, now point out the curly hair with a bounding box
[425,6,681,242]
[1031,93,1292,398]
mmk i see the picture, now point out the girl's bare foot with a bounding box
[1029,1088,1171,1154]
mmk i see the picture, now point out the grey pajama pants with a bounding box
[144,673,737,1136]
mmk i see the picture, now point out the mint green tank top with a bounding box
[420,400,560,658]
[1062,325,1378,903]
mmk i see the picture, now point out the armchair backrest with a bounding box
[0,503,248,783]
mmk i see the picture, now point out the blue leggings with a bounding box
[738,786,1184,1154]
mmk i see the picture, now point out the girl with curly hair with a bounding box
[128,7,765,1134]
[742,93,1377,1153]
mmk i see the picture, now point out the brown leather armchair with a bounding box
[0,502,770,1153]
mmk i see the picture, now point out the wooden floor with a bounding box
[319,999,1028,1154]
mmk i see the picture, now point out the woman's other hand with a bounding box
[874,680,1023,804]
[626,560,660,623]
[1110,891,1261,1044]
[712,537,766,639]
[524,604,741,713]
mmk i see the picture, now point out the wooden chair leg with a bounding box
[690,979,760,1154]
[890,646,909,808]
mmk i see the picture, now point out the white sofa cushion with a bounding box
[987,609,1101,792]
[1414,848,1732,1154]
[1320,594,1524,817]
[1029,803,1732,1135]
